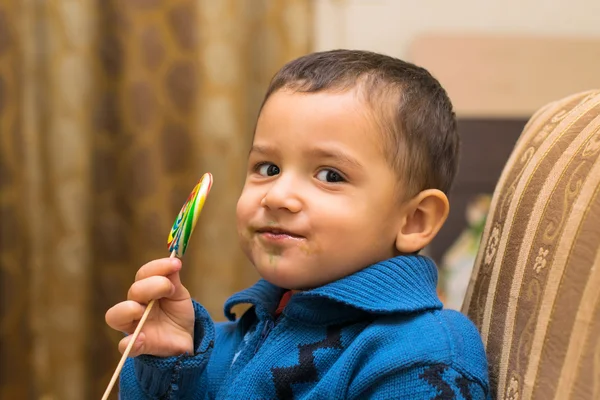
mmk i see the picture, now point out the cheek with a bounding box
[236,186,266,226]
[236,190,253,226]
[313,193,397,240]
[311,197,365,234]
[235,193,254,254]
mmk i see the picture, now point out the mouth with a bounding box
[255,227,305,240]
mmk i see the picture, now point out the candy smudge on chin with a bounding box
[241,228,252,240]
[299,241,320,256]
[267,246,282,269]
[299,242,310,255]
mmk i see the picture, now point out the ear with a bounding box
[395,189,450,254]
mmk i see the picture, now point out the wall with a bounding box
[313,0,600,117]
[314,0,600,60]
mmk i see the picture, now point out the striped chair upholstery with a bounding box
[462,89,600,400]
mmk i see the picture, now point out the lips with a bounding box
[255,227,305,239]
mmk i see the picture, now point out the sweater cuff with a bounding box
[133,300,215,397]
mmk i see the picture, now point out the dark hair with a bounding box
[260,49,459,197]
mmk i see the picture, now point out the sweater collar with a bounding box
[224,255,443,324]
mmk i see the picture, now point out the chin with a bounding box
[256,265,302,290]
[253,258,323,290]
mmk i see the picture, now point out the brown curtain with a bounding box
[0,1,312,398]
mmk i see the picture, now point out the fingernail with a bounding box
[171,258,182,268]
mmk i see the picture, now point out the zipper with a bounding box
[254,319,275,354]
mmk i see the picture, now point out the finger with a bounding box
[134,258,189,301]
[135,257,182,282]
[165,269,191,301]
[105,300,146,333]
[118,332,146,357]
[127,275,175,304]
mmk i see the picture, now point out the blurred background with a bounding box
[1,0,599,398]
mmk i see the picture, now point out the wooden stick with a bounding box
[101,251,177,400]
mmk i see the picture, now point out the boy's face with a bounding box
[236,89,406,290]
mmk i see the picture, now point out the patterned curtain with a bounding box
[0,1,312,398]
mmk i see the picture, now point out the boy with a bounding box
[106,49,490,399]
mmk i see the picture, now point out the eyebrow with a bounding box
[249,144,363,169]
[249,144,278,156]
[307,147,363,169]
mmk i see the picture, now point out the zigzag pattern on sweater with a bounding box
[419,364,474,400]
[270,324,347,399]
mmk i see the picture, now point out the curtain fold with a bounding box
[0,1,312,398]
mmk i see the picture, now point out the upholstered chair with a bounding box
[462,90,600,400]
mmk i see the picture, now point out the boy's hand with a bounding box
[105,257,195,358]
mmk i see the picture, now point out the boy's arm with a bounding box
[118,300,217,399]
[351,363,490,400]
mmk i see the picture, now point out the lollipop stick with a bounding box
[101,251,177,400]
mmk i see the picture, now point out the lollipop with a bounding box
[168,172,213,257]
[102,173,213,400]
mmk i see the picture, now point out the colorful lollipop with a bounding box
[102,173,213,400]
[168,172,213,257]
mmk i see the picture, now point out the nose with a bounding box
[261,174,302,213]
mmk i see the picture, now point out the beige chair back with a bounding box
[462,90,600,400]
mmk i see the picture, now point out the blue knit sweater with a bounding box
[119,255,490,399]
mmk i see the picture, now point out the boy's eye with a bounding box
[316,169,345,183]
[257,163,280,177]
